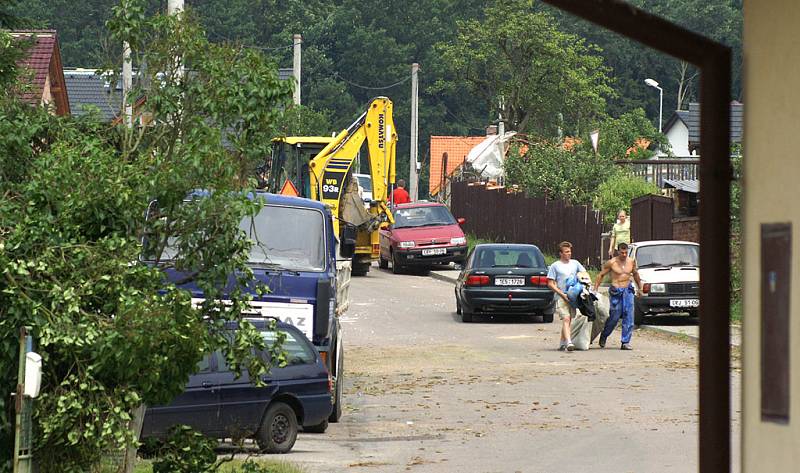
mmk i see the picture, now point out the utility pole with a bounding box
[167,0,182,14]
[409,63,419,201]
[122,41,132,128]
[292,34,302,105]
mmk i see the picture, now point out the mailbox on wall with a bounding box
[761,223,792,424]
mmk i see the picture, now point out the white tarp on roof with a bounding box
[465,131,516,179]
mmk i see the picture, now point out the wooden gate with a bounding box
[630,194,673,241]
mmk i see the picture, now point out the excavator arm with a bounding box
[307,97,397,236]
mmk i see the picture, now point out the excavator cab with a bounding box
[267,137,333,198]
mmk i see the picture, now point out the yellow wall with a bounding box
[743,0,800,469]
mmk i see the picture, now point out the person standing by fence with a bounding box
[547,241,587,352]
[608,210,631,258]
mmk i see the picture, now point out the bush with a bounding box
[504,142,615,205]
[593,171,660,224]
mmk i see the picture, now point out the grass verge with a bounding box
[132,458,306,473]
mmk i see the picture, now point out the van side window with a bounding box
[196,353,215,373]
[262,329,316,366]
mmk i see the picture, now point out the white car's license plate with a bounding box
[422,248,447,256]
[495,277,524,286]
[670,299,699,308]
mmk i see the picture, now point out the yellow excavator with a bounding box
[266,97,397,276]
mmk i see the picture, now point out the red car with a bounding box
[379,202,468,273]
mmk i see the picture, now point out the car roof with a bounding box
[395,201,445,209]
[224,318,309,339]
[631,240,699,247]
[187,190,327,212]
[474,243,543,252]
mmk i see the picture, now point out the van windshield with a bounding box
[242,205,326,271]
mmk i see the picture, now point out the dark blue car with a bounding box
[141,320,333,454]
[455,244,555,323]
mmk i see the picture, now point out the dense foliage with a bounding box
[12,0,743,190]
[0,3,294,471]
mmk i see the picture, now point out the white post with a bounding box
[409,63,419,201]
[122,41,133,128]
[292,34,302,105]
[167,0,183,14]
[658,87,663,133]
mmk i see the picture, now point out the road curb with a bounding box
[639,324,700,343]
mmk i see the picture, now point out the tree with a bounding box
[434,0,614,139]
[593,171,661,224]
[0,2,292,471]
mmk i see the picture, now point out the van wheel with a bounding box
[461,311,473,323]
[379,254,389,269]
[256,402,298,454]
[304,419,328,433]
[542,313,554,323]
[329,349,344,423]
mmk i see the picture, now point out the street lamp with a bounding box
[644,78,663,132]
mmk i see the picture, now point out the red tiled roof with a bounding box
[429,135,486,196]
[11,30,57,106]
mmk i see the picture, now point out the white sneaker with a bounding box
[566,342,575,352]
[558,343,567,351]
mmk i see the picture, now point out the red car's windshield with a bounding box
[393,206,457,229]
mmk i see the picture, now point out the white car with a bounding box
[354,173,372,204]
[629,240,700,325]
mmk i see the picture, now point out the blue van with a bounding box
[141,320,333,453]
[149,192,352,428]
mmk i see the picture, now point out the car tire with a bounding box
[256,402,298,454]
[542,312,554,323]
[303,419,328,434]
[461,310,473,323]
[378,254,389,269]
[329,348,344,423]
[456,296,462,315]
[634,304,645,326]
[391,251,403,274]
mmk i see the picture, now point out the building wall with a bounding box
[664,121,691,157]
[742,0,800,469]
[671,217,698,243]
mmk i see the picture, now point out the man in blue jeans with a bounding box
[592,243,642,350]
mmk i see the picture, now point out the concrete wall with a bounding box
[742,0,800,469]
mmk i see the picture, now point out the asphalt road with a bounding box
[255,266,742,473]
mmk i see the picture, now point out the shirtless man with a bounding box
[592,242,642,350]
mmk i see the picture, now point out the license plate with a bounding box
[670,299,699,308]
[422,248,447,256]
[495,277,524,286]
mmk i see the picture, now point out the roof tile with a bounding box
[429,136,486,196]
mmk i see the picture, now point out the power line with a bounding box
[333,72,411,91]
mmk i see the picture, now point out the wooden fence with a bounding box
[450,181,606,267]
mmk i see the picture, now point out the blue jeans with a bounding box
[602,284,635,344]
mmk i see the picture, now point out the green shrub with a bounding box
[593,172,660,224]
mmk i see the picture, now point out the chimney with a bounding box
[485,125,498,136]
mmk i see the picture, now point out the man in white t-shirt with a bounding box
[546,241,587,351]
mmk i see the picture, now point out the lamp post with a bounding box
[644,78,663,132]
